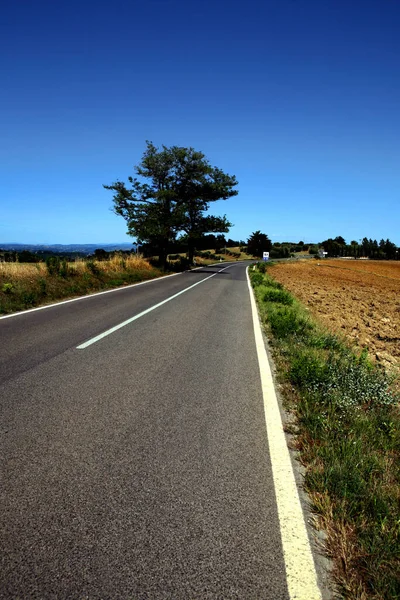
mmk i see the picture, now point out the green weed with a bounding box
[85,260,100,275]
[250,271,264,287]
[2,283,13,294]
[262,288,293,305]
[267,305,313,339]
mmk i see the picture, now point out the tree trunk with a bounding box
[159,244,168,270]
[188,240,194,265]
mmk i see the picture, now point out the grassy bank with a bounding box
[250,263,399,599]
[0,255,163,314]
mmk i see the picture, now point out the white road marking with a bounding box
[246,267,322,600]
[0,261,242,321]
[77,265,233,349]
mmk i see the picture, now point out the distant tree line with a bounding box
[320,236,399,260]
[0,249,41,263]
[241,233,399,260]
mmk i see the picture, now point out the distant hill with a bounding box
[0,243,135,255]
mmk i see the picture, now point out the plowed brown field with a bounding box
[270,259,400,373]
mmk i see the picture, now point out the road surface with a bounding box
[0,262,322,599]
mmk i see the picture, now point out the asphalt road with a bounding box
[1,262,297,598]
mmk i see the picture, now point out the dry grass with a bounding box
[71,254,153,274]
[0,255,152,281]
[0,254,162,314]
[0,261,47,280]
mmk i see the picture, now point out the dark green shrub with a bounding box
[38,278,47,295]
[21,291,37,307]
[268,306,313,339]
[263,288,293,305]
[309,332,341,350]
[257,262,267,273]
[250,272,264,287]
[86,260,100,275]
[2,283,13,294]
[167,256,191,272]
[46,256,61,275]
[289,353,327,389]
[59,259,69,278]
[264,277,283,289]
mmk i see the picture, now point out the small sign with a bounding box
[263,251,270,261]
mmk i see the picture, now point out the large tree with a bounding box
[247,231,272,258]
[104,142,238,267]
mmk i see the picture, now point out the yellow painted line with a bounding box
[246,267,322,600]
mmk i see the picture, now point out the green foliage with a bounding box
[247,230,272,257]
[104,141,238,267]
[308,331,341,350]
[268,305,313,339]
[93,248,109,260]
[17,250,40,263]
[270,245,290,259]
[59,259,69,278]
[38,278,47,295]
[2,283,13,294]
[256,261,267,273]
[44,255,74,277]
[289,351,327,389]
[168,256,191,271]
[317,352,396,411]
[263,276,283,289]
[319,235,399,259]
[46,256,61,275]
[262,288,293,305]
[85,260,100,275]
[250,272,264,287]
[21,291,37,307]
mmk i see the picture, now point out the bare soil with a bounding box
[270,259,400,375]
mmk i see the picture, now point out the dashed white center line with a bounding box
[77,265,233,349]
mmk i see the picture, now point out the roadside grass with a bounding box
[0,255,162,314]
[250,263,400,599]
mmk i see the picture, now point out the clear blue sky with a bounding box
[1,0,399,245]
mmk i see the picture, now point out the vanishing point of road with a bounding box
[0,262,325,599]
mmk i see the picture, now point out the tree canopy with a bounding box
[247,231,272,258]
[104,142,238,267]
[320,236,399,259]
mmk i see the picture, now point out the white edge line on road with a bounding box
[0,271,182,320]
[0,261,243,321]
[246,267,322,600]
[77,264,233,349]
